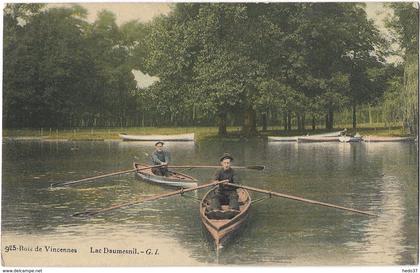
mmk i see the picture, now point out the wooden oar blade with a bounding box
[72,210,99,218]
[226,183,377,217]
[245,165,265,170]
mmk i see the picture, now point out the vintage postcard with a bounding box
[1,1,419,270]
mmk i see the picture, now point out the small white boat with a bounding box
[339,134,362,143]
[362,136,415,142]
[267,136,300,142]
[268,130,346,142]
[119,133,195,141]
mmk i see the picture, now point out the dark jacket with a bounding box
[214,168,239,191]
[151,150,171,165]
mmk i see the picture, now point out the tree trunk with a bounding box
[283,113,288,131]
[218,112,227,137]
[352,103,357,129]
[312,116,316,131]
[242,107,257,136]
[325,113,329,130]
[297,114,302,131]
[262,112,267,131]
[328,109,334,130]
[287,112,292,131]
[302,114,306,131]
[326,109,334,130]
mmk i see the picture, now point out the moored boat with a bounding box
[268,130,346,142]
[267,136,300,142]
[297,136,340,143]
[133,163,198,188]
[339,135,362,143]
[120,133,195,141]
[200,187,251,250]
[362,136,415,142]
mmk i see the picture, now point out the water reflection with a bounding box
[2,140,418,265]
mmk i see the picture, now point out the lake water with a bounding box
[1,139,418,266]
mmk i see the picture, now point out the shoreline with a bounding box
[2,125,415,141]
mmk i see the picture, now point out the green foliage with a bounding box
[4,3,406,134]
[3,4,141,128]
[385,3,419,135]
[401,55,419,134]
[381,77,403,126]
[386,3,419,55]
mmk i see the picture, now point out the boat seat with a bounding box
[206,209,239,220]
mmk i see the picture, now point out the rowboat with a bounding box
[339,136,362,143]
[268,130,346,142]
[200,187,251,250]
[362,136,415,142]
[119,133,195,141]
[297,136,340,143]
[133,163,198,188]
[267,136,300,142]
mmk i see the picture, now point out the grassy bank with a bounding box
[2,123,413,141]
[2,127,238,141]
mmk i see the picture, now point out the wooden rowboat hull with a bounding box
[133,163,198,188]
[120,133,194,141]
[200,187,251,250]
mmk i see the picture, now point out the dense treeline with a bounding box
[4,4,139,128]
[3,3,418,135]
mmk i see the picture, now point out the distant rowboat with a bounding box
[268,130,346,142]
[119,133,194,141]
[267,136,299,142]
[362,136,415,142]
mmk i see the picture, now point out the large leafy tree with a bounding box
[385,3,418,135]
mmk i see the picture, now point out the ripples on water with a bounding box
[1,140,418,266]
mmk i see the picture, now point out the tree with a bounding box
[3,5,97,127]
[3,4,140,128]
[386,3,419,135]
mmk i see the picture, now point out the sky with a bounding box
[48,2,398,88]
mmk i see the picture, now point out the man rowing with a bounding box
[208,153,240,218]
[151,141,171,176]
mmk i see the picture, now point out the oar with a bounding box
[226,183,377,216]
[50,164,165,188]
[72,180,227,218]
[168,165,265,171]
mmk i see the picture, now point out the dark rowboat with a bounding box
[200,187,251,250]
[133,163,198,188]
